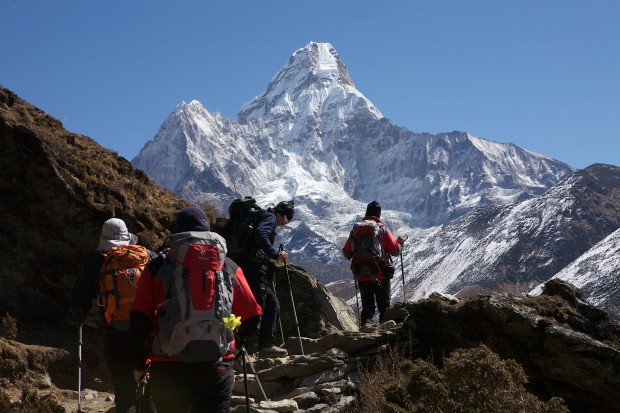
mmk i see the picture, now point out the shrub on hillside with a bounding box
[0,313,18,340]
[356,344,569,413]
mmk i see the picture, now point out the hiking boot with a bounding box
[360,320,376,332]
[259,345,288,358]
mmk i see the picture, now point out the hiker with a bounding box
[342,201,404,326]
[129,205,262,413]
[70,218,155,413]
[231,200,295,358]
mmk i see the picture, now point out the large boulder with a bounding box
[272,263,359,339]
[395,280,620,413]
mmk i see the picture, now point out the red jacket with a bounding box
[342,215,401,281]
[130,255,261,367]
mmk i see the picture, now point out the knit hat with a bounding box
[97,218,138,252]
[174,205,210,233]
[275,200,295,222]
[365,201,382,218]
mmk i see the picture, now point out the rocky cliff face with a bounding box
[0,87,189,322]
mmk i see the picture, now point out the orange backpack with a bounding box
[99,245,150,330]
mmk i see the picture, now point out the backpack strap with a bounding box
[223,257,240,289]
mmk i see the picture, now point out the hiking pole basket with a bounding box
[280,244,305,355]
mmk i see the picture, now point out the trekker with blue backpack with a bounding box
[129,206,262,413]
[342,201,404,327]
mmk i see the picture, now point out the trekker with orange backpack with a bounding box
[70,218,156,413]
[129,205,262,413]
[342,201,404,327]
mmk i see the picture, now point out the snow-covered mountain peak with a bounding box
[238,42,382,121]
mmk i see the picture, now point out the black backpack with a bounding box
[223,197,263,257]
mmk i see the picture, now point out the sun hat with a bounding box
[97,218,138,252]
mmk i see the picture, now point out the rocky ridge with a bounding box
[3,277,619,413]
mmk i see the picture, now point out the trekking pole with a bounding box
[241,343,269,401]
[279,244,305,356]
[399,235,409,302]
[239,342,250,413]
[354,278,361,328]
[77,323,83,413]
[272,277,286,346]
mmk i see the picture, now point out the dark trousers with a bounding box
[148,360,234,413]
[242,262,280,350]
[104,329,138,413]
[358,278,391,324]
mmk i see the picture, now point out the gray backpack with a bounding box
[152,231,234,362]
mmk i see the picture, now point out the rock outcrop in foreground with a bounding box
[217,278,617,413]
[3,279,617,413]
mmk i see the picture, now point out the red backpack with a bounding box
[349,219,385,277]
[151,231,235,362]
[99,245,150,330]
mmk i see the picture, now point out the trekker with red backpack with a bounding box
[129,205,262,413]
[342,201,404,327]
[70,218,155,413]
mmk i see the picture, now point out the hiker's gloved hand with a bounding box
[397,236,406,245]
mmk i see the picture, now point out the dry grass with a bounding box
[355,344,570,413]
[0,387,65,413]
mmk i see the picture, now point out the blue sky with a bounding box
[1,1,618,169]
